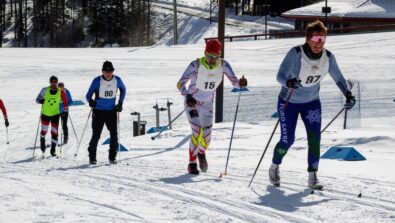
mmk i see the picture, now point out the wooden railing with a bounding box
[204,24,395,42]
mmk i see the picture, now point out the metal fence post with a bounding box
[343,109,348,129]
[167,100,173,130]
[153,103,160,132]
[131,112,141,136]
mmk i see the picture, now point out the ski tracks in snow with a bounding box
[1,159,395,222]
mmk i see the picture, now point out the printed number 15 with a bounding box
[204,82,215,89]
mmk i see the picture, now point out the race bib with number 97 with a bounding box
[299,48,330,87]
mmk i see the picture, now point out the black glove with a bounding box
[5,119,9,127]
[89,99,96,108]
[39,99,45,104]
[344,91,356,110]
[115,103,123,112]
[239,75,247,87]
[61,111,67,117]
[186,94,197,107]
[287,78,302,89]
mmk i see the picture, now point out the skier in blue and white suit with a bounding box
[86,61,126,165]
[268,20,356,189]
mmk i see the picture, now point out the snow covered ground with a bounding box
[1,31,395,222]
[152,0,294,45]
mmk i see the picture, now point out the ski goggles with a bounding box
[310,35,326,43]
[206,53,220,59]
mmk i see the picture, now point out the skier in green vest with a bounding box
[36,76,68,157]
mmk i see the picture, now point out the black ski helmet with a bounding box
[50,75,58,83]
[102,61,114,72]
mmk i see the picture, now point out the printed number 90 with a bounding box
[104,91,113,97]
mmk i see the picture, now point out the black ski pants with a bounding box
[87,109,118,161]
[61,112,69,138]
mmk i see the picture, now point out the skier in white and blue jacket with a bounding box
[268,20,356,190]
[86,61,126,165]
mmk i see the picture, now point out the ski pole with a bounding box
[248,89,294,187]
[220,90,242,178]
[74,109,92,157]
[59,116,63,155]
[6,126,9,144]
[117,112,121,161]
[68,114,80,145]
[248,119,280,187]
[321,107,345,134]
[151,108,186,140]
[32,115,41,157]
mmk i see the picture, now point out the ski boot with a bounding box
[89,152,97,165]
[40,136,46,153]
[63,135,68,145]
[197,153,208,172]
[89,160,97,165]
[188,163,199,175]
[308,171,323,190]
[109,159,118,165]
[50,143,57,157]
[269,163,280,187]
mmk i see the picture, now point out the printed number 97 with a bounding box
[306,75,321,84]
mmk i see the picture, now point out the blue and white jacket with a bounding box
[86,75,126,111]
[277,44,350,104]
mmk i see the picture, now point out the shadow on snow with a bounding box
[253,186,334,212]
[156,173,221,185]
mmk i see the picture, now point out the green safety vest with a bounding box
[42,87,61,117]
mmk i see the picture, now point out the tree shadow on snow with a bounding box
[24,146,35,150]
[253,186,333,212]
[126,134,191,160]
[56,193,145,221]
[12,157,36,164]
[46,164,100,172]
[157,174,221,185]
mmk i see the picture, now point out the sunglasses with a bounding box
[51,81,58,83]
[206,53,220,59]
[310,35,326,43]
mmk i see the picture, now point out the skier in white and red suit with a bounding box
[177,39,248,175]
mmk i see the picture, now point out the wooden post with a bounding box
[173,0,178,45]
[215,0,225,123]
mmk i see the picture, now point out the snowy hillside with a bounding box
[284,0,395,18]
[0,31,395,222]
[152,0,294,45]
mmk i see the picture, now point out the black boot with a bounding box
[109,151,117,164]
[40,137,46,153]
[89,160,97,165]
[63,135,68,145]
[88,147,97,165]
[197,153,208,172]
[188,163,199,175]
[50,143,56,156]
[109,159,117,165]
